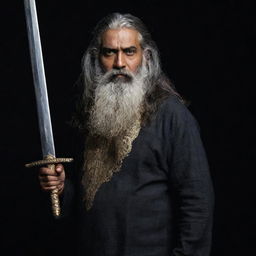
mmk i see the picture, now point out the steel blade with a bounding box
[24,0,55,157]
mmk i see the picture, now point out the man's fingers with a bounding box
[43,186,58,191]
[39,164,64,176]
[41,180,63,186]
[40,180,64,192]
[39,167,57,176]
[38,164,65,193]
[39,175,60,182]
[41,180,63,189]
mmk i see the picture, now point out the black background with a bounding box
[0,0,255,255]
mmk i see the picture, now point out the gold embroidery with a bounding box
[82,119,141,210]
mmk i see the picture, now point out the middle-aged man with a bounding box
[39,13,214,256]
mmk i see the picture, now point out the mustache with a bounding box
[99,69,134,84]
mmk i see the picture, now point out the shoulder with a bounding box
[158,95,192,120]
[156,95,200,132]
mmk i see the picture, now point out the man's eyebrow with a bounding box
[101,46,137,50]
[123,46,137,50]
[100,47,118,53]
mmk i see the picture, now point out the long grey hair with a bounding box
[73,13,184,131]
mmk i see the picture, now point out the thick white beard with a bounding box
[89,65,148,138]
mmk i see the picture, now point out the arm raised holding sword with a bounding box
[24,0,72,218]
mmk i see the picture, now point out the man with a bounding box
[39,13,214,256]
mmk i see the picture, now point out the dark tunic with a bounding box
[64,95,214,256]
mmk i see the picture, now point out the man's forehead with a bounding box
[101,28,141,48]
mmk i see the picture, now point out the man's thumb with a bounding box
[55,165,63,174]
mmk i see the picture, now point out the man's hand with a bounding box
[39,164,65,195]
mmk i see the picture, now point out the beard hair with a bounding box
[82,63,148,210]
[88,63,148,138]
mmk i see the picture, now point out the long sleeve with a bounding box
[168,103,214,256]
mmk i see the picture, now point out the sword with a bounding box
[24,0,73,218]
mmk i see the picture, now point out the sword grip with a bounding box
[48,163,61,218]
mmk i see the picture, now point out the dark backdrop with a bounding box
[0,0,255,255]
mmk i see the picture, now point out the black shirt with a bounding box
[64,95,214,256]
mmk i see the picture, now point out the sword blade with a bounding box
[24,0,55,157]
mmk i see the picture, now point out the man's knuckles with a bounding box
[39,167,58,176]
[42,180,62,186]
[42,176,60,182]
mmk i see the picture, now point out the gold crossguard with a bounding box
[26,155,73,218]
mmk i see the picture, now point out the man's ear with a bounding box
[90,48,98,58]
[144,48,152,61]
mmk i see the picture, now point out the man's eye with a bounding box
[102,49,115,56]
[125,48,136,56]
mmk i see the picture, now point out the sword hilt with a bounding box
[25,155,73,218]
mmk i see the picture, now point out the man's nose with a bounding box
[113,51,126,69]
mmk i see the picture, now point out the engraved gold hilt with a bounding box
[25,155,73,218]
